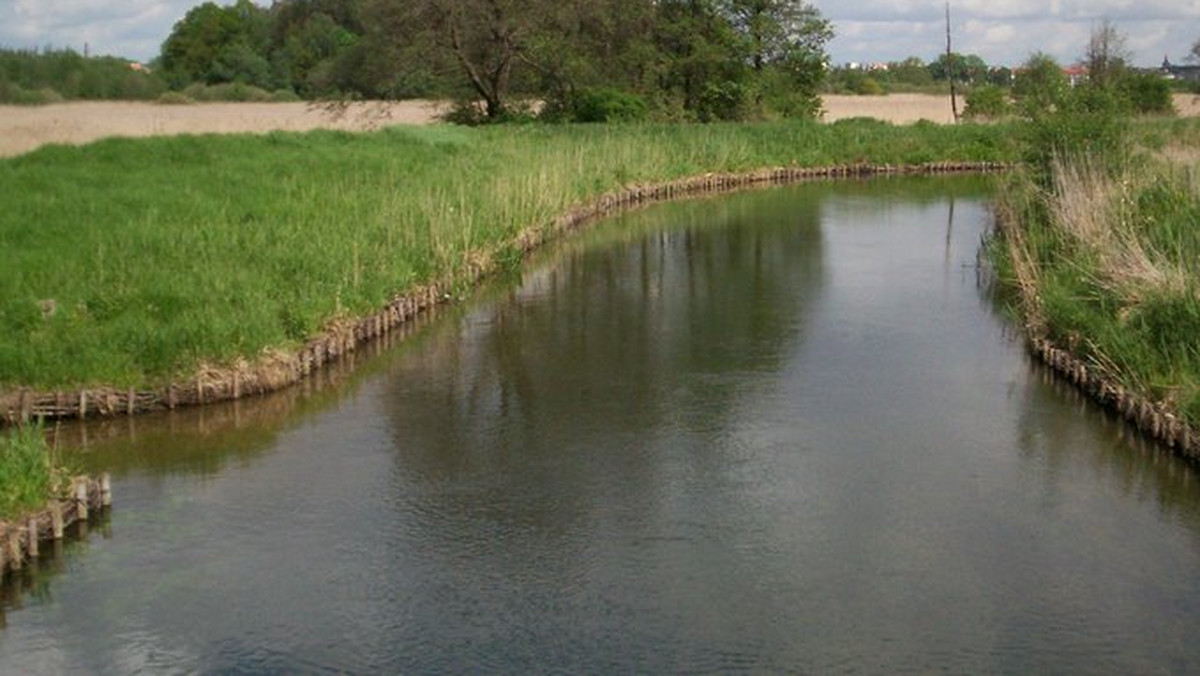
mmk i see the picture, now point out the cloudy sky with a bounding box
[0,0,1197,67]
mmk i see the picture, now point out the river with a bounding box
[4,176,1200,673]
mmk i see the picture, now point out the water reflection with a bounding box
[4,177,1200,672]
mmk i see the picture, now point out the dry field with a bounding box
[2,93,1197,158]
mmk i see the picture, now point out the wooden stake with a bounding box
[26,517,37,559]
[99,473,112,508]
[50,501,64,539]
[79,390,87,420]
[75,479,89,522]
[7,528,21,570]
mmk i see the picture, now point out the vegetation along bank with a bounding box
[0,120,1018,420]
[991,107,1200,457]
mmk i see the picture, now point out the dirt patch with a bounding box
[2,94,1197,158]
[823,92,1200,124]
[822,93,958,124]
[0,100,449,158]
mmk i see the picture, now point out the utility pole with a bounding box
[945,2,959,123]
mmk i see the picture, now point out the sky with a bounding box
[0,0,1197,68]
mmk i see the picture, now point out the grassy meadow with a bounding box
[992,117,1200,424]
[0,120,1019,390]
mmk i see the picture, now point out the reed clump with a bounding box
[993,118,1200,425]
[0,424,68,520]
[0,121,1019,393]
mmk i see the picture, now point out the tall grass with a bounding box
[992,117,1200,423]
[0,120,1019,390]
[0,424,64,519]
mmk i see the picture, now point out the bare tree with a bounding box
[1085,18,1129,87]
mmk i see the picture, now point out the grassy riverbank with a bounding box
[992,117,1200,425]
[0,424,63,519]
[0,120,1018,390]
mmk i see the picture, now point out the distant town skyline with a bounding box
[0,0,1196,68]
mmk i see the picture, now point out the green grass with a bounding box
[0,424,64,519]
[0,120,1019,390]
[991,117,1200,423]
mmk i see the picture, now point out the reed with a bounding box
[992,118,1200,424]
[0,424,66,519]
[0,120,1019,391]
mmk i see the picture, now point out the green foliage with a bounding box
[963,85,1012,120]
[182,81,274,102]
[0,424,66,520]
[160,0,274,89]
[1013,52,1068,119]
[0,122,1019,389]
[991,118,1200,424]
[929,52,989,84]
[567,88,650,123]
[1119,72,1174,115]
[0,47,167,103]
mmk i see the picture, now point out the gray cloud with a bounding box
[0,1,1196,67]
[814,0,1200,66]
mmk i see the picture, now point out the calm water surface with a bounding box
[4,177,1200,673]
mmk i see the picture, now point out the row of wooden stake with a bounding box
[0,474,111,575]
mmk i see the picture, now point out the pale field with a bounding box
[1,93,1197,158]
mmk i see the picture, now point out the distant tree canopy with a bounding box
[156,0,834,121]
[0,47,167,103]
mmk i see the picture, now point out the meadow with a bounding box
[0,120,1019,391]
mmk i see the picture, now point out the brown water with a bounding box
[4,177,1200,673]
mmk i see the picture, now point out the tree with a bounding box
[1085,18,1129,87]
[160,0,272,88]
[929,52,987,84]
[1013,52,1067,118]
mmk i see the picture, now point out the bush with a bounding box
[181,82,273,102]
[0,81,64,105]
[270,89,302,103]
[963,85,1012,120]
[156,91,195,105]
[696,80,749,122]
[1120,73,1175,115]
[569,88,649,123]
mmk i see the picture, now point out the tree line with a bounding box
[155,0,833,122]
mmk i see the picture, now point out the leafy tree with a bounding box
[963,85,1011,120]
[1085,18,1128,87]
[653,0,748,120]
[929,52,987,84]
[160,0,272,89]
[1013,52,1067,118]
[888,56,934,87]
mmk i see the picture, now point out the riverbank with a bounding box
[0,121,1020,414]
[991,117,1200,456]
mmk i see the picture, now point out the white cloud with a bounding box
[0,0,197,60]
[812,0,1200,65]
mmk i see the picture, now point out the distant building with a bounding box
[1062,65,1088,87]
[1161,57,1200,83]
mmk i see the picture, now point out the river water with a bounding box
[4,177,1200,673]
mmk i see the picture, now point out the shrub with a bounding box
[181,82,273,102]
[1120,73,1175,115]
[963,85,1012,120]
[270,89,302,103]
[156,91,195,105]
[569,88,649,123]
